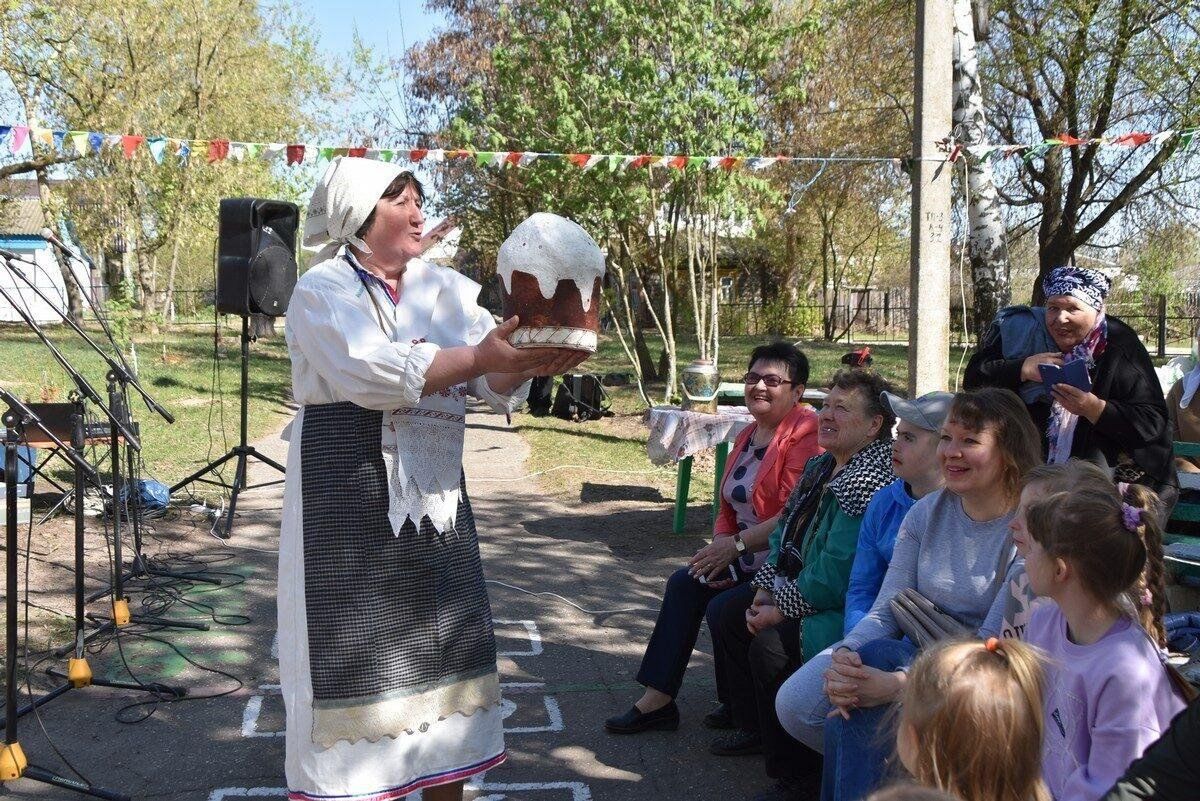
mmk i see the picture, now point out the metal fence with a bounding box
[720,291,1200,356]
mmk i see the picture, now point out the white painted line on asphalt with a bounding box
[494,619,543,656]
[208,783,590,801]
[241,695,284,738]
[503,695,564,734]
[207,789,286,801]
[468,780,593,801]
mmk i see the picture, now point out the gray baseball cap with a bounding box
[881,390,954,433]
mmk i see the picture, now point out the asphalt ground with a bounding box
[0,406,764,801]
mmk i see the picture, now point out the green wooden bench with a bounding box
[1166,442,1200,581]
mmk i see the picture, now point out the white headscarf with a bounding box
[1182,324,1200,409]
[302,156,406,263]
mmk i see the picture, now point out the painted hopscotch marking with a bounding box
[494,619,543,656]
[209,781,590,801]
[242,683,561,738]
[499,682,564,734]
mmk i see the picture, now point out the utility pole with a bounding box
[909,0,954,395]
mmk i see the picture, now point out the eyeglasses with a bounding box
[742,372,794,388]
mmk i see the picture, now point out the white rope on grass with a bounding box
[468,464,675,482]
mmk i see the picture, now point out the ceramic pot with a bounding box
[681,359,720,413]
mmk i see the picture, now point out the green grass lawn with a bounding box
[0,321,294,493]
[512,334,971,528]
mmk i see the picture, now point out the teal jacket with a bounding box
[755,443,894,661]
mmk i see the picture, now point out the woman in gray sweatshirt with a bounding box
[773,388,1043,801]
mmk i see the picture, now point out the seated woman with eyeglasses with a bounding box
[605,342,822,735]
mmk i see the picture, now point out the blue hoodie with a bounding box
[844,478,916,633]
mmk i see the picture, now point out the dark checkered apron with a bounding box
[300,401,498,734]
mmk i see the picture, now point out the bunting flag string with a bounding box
[2,122,1198,173]
[953,127,1200,164]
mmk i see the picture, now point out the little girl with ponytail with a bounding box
[1016,471,1189,801]
[896,637,1050,801]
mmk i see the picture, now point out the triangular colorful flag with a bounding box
[244,142,263,160]
[1112,132,1151,147]
[32,128,53,148]
[228,142,248,161]
[207,139,230,162]
[475,151,494,166]
[628,155,654,169]
[706,156,724,170]
[121,135,144,159]
[51,130,66,151]
[69,131,89,155]
[147,136,168,164]
[409,148,429,162]
[377,149,393,162]
[687,156,706,170]
[1179,129,1197,150]
[427,149,445,162]
[10,126,28,153]
[286,144,305,165]
[348,147,367,158]
[178,140,191,165]
[746,157,777,170]
[318,146,334,161]
[1053,133,1086,146]
[568,153,591,168]
[263,143,285,161]
[86,132,103,154]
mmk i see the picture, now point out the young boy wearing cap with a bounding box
[843,391,952,632]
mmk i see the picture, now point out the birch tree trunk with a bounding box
[953,0,1009,337]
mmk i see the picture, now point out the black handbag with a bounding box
[551,373,611,422]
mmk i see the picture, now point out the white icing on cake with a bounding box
[497,212,606,311]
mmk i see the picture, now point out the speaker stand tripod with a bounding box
[1,400,140,800]
[170,314,285,538]
[82,379,211,630]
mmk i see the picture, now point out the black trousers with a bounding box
[637,565,753,699]
[711,583,822,781]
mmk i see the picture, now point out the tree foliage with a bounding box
[0,0,331,321]
[981,0,1200,300]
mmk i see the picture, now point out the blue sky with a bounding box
[298,0,445,73]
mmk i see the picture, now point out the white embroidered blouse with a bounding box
[284,248,529,534]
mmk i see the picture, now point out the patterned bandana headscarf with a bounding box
[1042,266,1112,311]
[1044,265,1110,463]
[303,156,406,263]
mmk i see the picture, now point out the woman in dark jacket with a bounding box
[964,266,1176,505]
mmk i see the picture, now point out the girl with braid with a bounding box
[1015,470,1187,801]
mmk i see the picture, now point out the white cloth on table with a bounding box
[644,405,754,465]
[279,251,526,800]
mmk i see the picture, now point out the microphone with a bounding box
[0,247,36,265]
[40,227,81,261]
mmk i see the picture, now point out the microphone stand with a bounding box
[1,257,219,593]
[1,395,135,801]
[0,277,205,632]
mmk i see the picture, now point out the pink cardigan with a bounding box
[714,404,822,537]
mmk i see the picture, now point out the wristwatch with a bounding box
[733,533,747,555]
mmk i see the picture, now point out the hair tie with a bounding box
[1117,481,1131,497]
[985,637,1001,652]
[1140,588,1153,608]
[1121,502,1142,532]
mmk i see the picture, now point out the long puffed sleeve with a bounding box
[286,279,439,411]
[446,272,530,414]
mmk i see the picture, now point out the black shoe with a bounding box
[702,702,734,730]
[709,729,764,756]
[604,701,680,734]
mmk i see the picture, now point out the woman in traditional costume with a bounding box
[278,157,583,801]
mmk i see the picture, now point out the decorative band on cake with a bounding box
[508,326,598,352]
